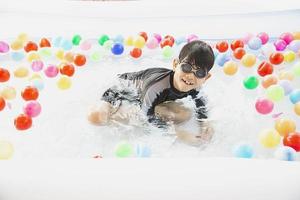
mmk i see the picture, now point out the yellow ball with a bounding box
[241,53,256,67]
[64,52,74,63]
[17,33,29,44]
[278,71,294,81]
[275,118,296,137]
[284,51,296,63]
[223,61,238,75]
[28,73,42,81]
[294,102,300,116]
[14,67,29,78]
[259,129,281,148]
[11,40,23,50]
[134,36,146,48]
[27,52,40,62]
[1,86,17,100]
[57,76,72,90]
[39,48,52,58]
[0,140,14,160]
[124,36,134,46]
[55,49,64,61]
[292,32,300,40]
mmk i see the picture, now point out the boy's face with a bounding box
[172,58,211,92]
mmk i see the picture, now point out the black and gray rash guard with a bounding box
[101,67,208,123]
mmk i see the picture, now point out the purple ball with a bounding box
[257,32,269,45]
[288,40,300,53]
[280,32,294,45]
[0,41,9,53]
[31,60,44,72]
[187,34,199,42]
[23,101,41,118]
[153,33,162,43]
[278,80,293,95]
[44,65,58,78]
[274,39,287,51]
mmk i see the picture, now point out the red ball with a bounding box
[230,39,244,51]
[74,54,86,66]
[216,41,229,53]
[60,64,75,77]
[14,114,32,131]
[0,67,10,82]
[257,61,274,77]
[39,38,51,48]
[139,32,148,42]
[164,35,175,44]
[269,52,284,65]
[160,38,174,48]
[24,41,38,52]
[130,48,142,58]
[21,86,39,101]
[0,97,5,111]
[233,47,246,59]
[283,133,300,152]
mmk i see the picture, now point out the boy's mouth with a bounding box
[181,78,194,86]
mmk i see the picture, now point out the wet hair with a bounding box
[178,40,215,72]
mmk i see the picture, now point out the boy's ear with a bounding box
[205,73,212,80]
[173,59,179,71]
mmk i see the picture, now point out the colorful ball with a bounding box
[241,53,256,67]
[283,133,300,152]
[98,34,110,46]
[0,141,14,160]
[11,52,25,61]
[259,129,281,148]
[0,96,5,111]
[14,67,29,78]
[27,52,41,62]
[274,39,287,51]
[294,102,300,116]
[115,142,133,158]
[136,144,151,157]
[280,32,294,45]
[243,76,259,89]
[255,98,274,115]
[44,65,59,78]
[124,36,134,46]
[187,34,198,42]
[134,36,146,48]
[0,41,10,53]
[139,31,148,42]
[1,86,16,100]
[284,51,296,63]
[31,60,44,72]
[23,101,41,118]
[14,114,32,131]
[11,40,23,50]
[0,68,10,82]
[247,37,262,50]
[111,43,124,55]
[146,37,159,49]
[257,61,273,77]
[60,63,75,77]
[216,41,229,53]
[261,74,278,89]
[233,142,254,158]
[292,62,300,76]
[257,32,269,45]
[130,48,142,58]
[278,80,293,95]
[21,86,39,101]
[39,38,51,48]
[80,40,92,51]
[162,46,174,59]
[57,76,72,90]
[289,89,300,104]
[266,85,285,102]
[233,47,246,60]
[72,34,82,45]
[61,39,72,51]
[24,41,38,52]
[274,146,297,161]
[223,60,238,75]
[288,40,300,53]
[64,52,74,63]
[74,54,86,66]
[275,118,296,137]
[216,53,230,66]
[153,33,162,43]
[279,71,294,81]
[230,39,244,51]
[31,79,44,91]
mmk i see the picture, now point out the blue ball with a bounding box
[216,53,230,66]
[233,143,254,158]
[175,36,187,45]
[274,146,297,161]
[61,39,73,51]
[289,89,300,104]
[53,37,63,48]
[136,144,151,158]
[113,35,124,44]
[11,52,25,61]
[248,37,262,50]
[111,43,124,55]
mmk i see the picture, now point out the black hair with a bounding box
[178,40,215,72]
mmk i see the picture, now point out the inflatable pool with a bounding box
[0,0,300,199]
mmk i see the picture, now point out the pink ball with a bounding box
[153,33,162,43]
[80,40,92,51]
[187,34,199,42]
[0,41,9,53]
[146,38,158,49]
[274,39,287,51]
[23,101,41,117]
[44,65,58,78]
[31,60,44,72]
[257,32,269,45]
[279,32,294,45]
[242,33,254,44]
[255,98,274,115]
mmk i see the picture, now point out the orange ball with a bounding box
[216,41,229,53]
[74,54,86,66]
[223,61,238,75]
[130,48,142,58]
[294,102,300,116]
[14,114,32,131]
[231,39,244,51]
[139,32,148,42]
[21,86,39,101]
[261,74,278,89]
[39,38,51,48]
[233,47,246,59]
[275,118,296,137]
[269,52,284,65]
[24,41,38,52]
[0,97,5,111]
[60,64,75,77]
[0,68,10,82]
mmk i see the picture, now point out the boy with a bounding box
[88,40,215,145]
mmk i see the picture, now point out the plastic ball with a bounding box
[216,41,229,53]
[139,31,148,42]
[55,49,64,60]
[39,48,52,58]
[31,60,44,72]
[124,36,134,46]
[31,79,44,91]
[74,54,86,66]
[262,74,278,89]
[230,39,244,51]
[175,36,187,45]
[283,133,300,152]
[278,80,293,95]
[262,43,276,57]
[283,51,296,63]
[14,114,32,131]
[0,141,14,160]
[248,37,262,50]
[216,53,230,66]
[153,33,162,43]
[44,65,59,78]
[255,98,274,114]
[259,129,281,148]
[292,62,300,76]
[187,34,199,42]
[257,32,269,45]
[280,32,294,45]
[274,39,287,51]
[0,68,10,82]
[111,43,124,55]
[257,61,273,77]
[21,86,39,101]
[293,32,300,40]
[115,142,133,157]
[274,146,297,161]
[0,97,5,111]
[134,36,146,48]
[266,85,285,102]
[61,39,72,51]
[11,40,23,50]
[223,60,238,75]
[289,89,300,104]
[279,71,294,81]
[275,118,296,137]
[11,52,25,61]
[243,76,259,89]
[57,76,72,90]
[294,102,300,116]
[90,51,103,62]
[136,144,151,157]
[64,52,74,63]
[23,101,41,118]
[80,40,92,51]
[146,37,159,49]
[60,63,75,77]
[164,35,175,44]
[98,35,110,46]
[242,33,254,44]
[53,36,63,47]
[1,86,16,100]
[0,41,10,53]
[241,53,256,67]
[27,52,41,62]
[17,33,29,43]
[288,40,300,53]
[39,38,51,48]
[14,67,29,78]
[160,38,174,48]
[72,34,82,45]
[162,46,174,59]
[103,40,114,50]
[269,52,284,65]
[233,47,246,60]
[233,142,254,158]
[24,41,38,52]
[28,73,42,81]
[130,48,142,58]
[113,34,124,43]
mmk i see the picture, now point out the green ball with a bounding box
[266,85,284,102]
[162,46,173,59]
[243,76,259,89]
[103,40,114,50]
[98,34,110,46]
[72,34,82,45]
[90,51,103,62]
[39,48,52,58]
[115,142,133,158]
[292,62,300,77]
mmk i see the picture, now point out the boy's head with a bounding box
[172,40,215,92]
